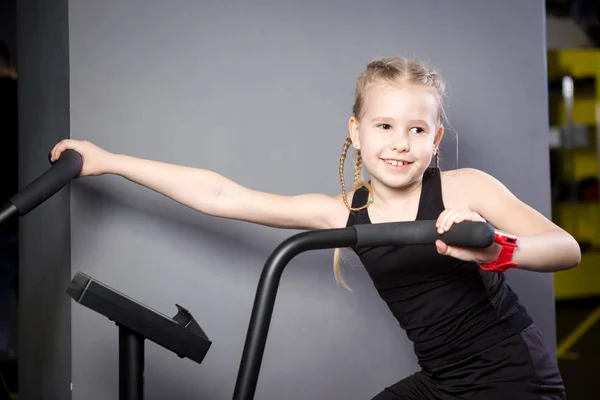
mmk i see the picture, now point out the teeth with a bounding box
[385,160,404,166]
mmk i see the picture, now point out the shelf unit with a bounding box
[548,49,600,300]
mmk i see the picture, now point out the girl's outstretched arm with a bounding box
[460,168,581,272]
[51,140,346,231]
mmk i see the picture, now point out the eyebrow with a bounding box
[370,117,431,126]
[370,116,395,123]
[408,119,430,126]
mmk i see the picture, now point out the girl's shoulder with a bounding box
[439,167,490,184]
[438,167,495,208]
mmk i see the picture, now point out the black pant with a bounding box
[372,324,565,400]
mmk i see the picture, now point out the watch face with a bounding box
[496,230,518,246]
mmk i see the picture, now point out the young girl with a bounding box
[51,56,579,399]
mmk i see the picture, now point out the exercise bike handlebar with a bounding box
[232,220,495,400]
[0,149,83,230]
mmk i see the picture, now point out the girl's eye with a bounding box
[378,123,392,130]
[410,127,425,134]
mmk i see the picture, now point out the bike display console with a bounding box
[67,271,212,400]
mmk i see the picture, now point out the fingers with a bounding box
[436,209,459,233]
[437,238,501,264]
[50,140,64,162]
[436,208,485,234]
[436,239,474,261]
[436,209,493,263]
[50,139,77,162]
[436,209,463,234]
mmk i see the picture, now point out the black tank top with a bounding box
[346,168,533,371]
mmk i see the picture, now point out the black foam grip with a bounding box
[10,149,83,216]
[354,220,495,248]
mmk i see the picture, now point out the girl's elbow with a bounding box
[565,234,582,270]
[549,230,581,271]
[571,246,582,269]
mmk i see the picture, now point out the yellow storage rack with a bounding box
[548,49,600,300]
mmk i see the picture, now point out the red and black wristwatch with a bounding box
[479,231,519,272]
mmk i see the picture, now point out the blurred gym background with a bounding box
[547,1,600,400]
[1,0,600,399]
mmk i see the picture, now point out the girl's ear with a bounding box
[348,116,361,150]
[434,125,444,148]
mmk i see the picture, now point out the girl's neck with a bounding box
[370,175,424,207]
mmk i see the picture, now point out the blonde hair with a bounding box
[334,56,447,289]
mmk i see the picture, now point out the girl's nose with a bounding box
[390,139,409,152]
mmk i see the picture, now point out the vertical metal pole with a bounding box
[119,325,145,400]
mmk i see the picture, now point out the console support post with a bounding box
[119,324,145,400]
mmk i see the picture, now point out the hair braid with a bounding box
[352,148,364,189]
[334,138,374,290]
[339,137,373,212]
